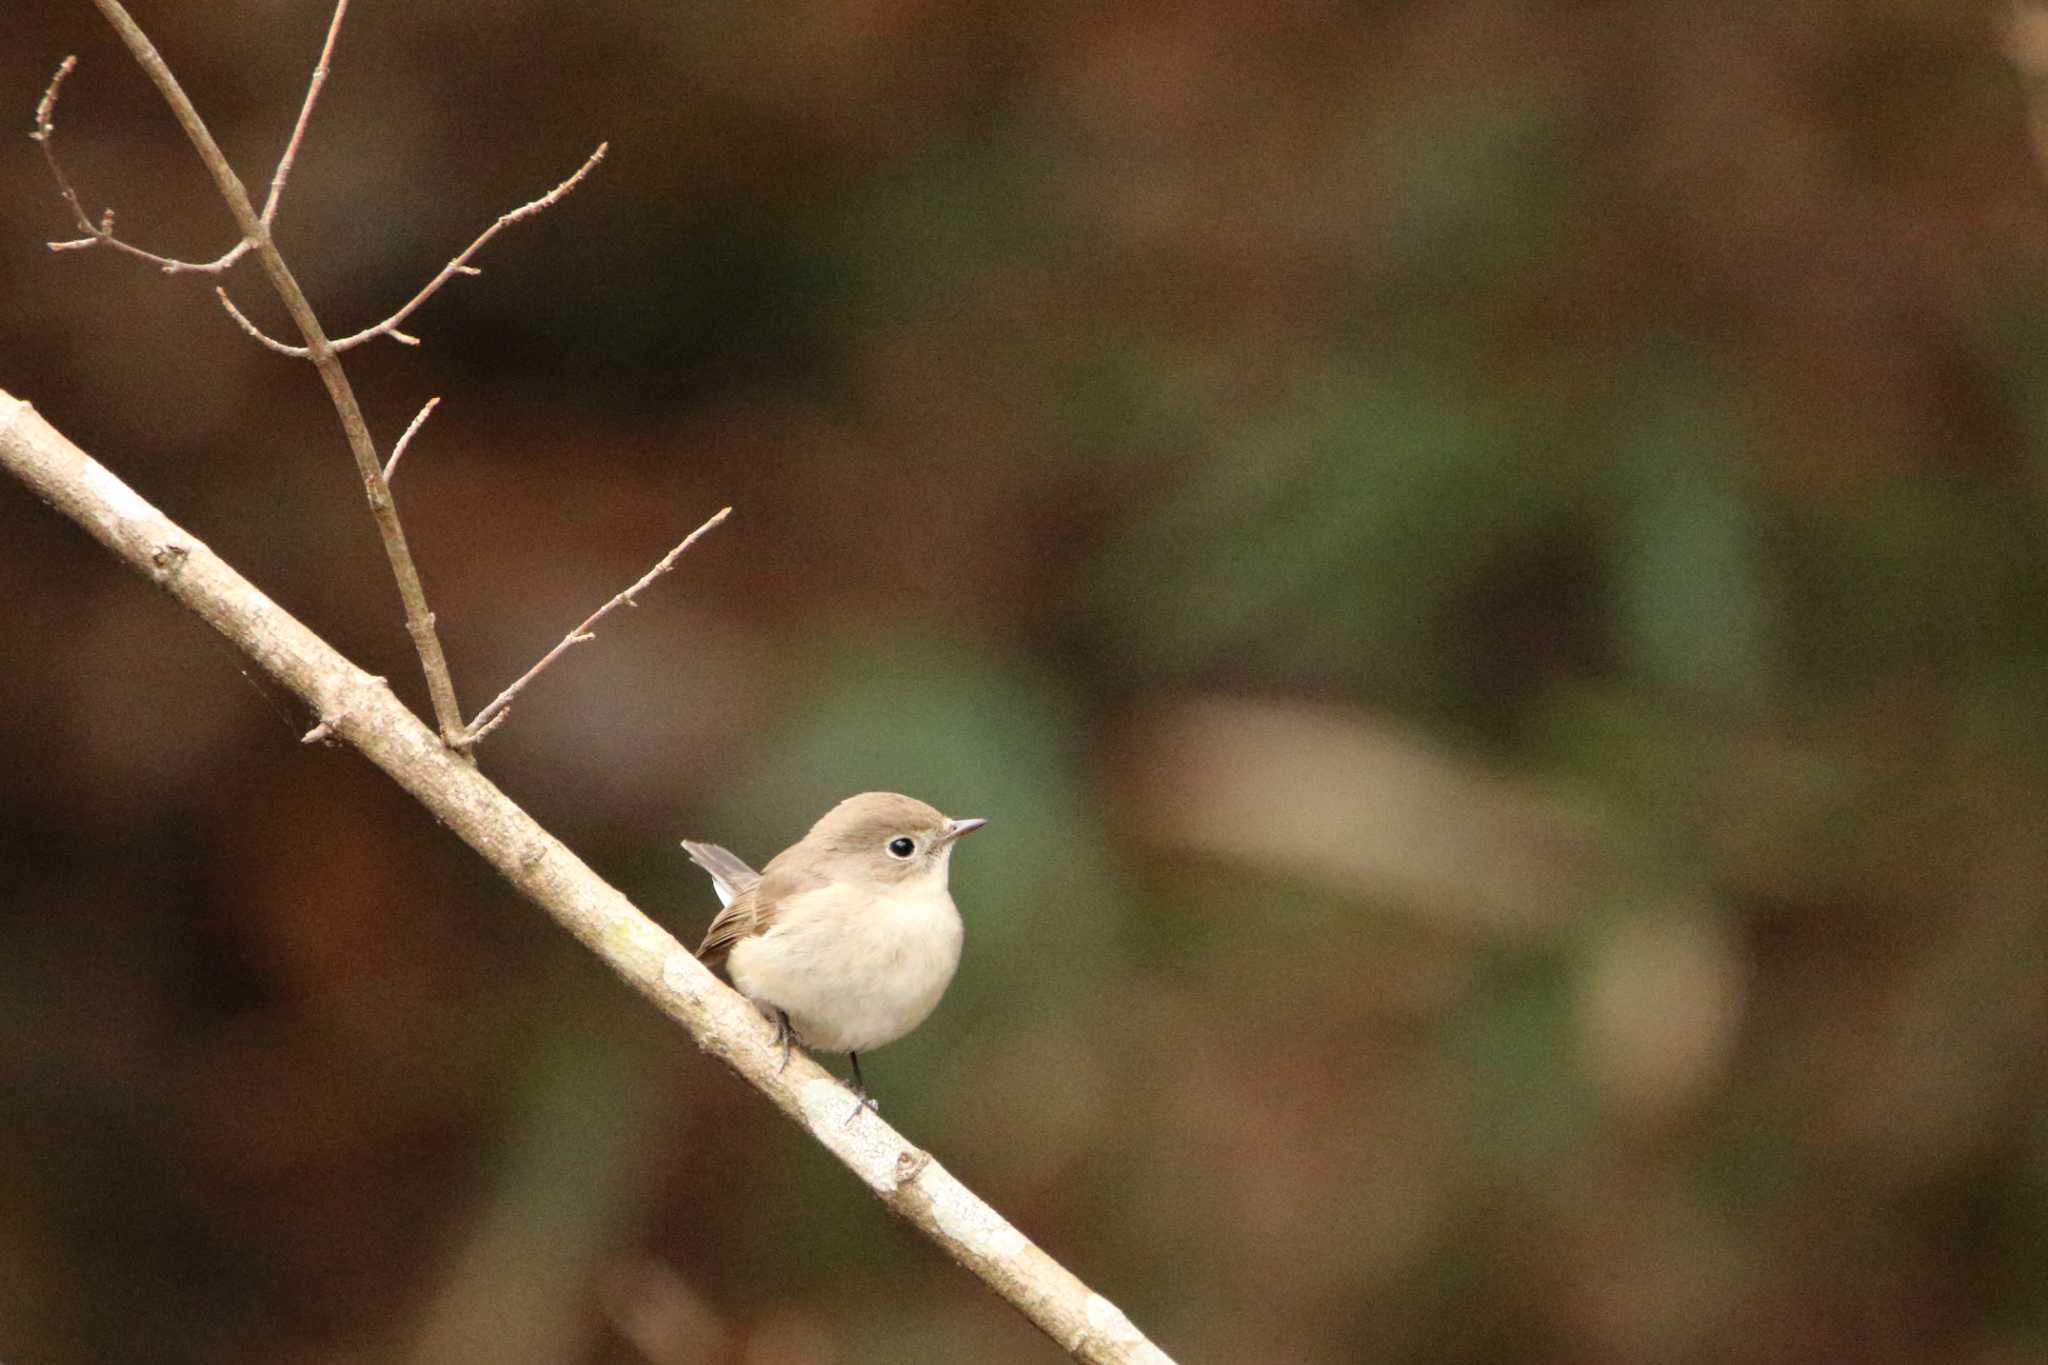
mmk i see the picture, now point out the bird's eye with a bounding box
[886,836,916,859]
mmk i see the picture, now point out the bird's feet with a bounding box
[774,1010,803,1074]
[844,1050,880,1125]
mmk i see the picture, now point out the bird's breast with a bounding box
[726,881,964,1054]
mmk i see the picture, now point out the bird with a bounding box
[684,792,986,1117]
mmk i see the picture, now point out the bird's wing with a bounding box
[682,840,760,907]
[686,840,766,964]
[688,837,836,964]
[694,891,761,964]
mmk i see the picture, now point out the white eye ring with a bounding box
[886,836,916,859]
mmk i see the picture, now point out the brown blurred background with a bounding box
[5,2,2048,1363]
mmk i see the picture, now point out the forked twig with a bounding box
[33,55,250,275]
[461,507,732,746]
[215,142,611,358]
[32,0,346,278]
[64,0,472,746]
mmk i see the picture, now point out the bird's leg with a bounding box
[774,1010,801,1073]
[844,1051,881,1124]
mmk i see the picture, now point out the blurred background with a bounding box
[4,2,2048,1362]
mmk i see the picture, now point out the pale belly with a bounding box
[727,884,964,1054]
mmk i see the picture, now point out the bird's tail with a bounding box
[681,840,760,908]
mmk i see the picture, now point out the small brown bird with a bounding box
[685,792,986,1114]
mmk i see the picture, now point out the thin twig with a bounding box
[32,55,251,275]
[214,287,307,356]
[261,0,349,226]
[325,142,608,354]
[33,53,73,131]
[32,1,350,274]
[205,144,602,360]
[461,506,731,746]
[466,708,512,745]
[383,396,440,482]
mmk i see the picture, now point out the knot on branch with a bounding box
[148,541,190,580]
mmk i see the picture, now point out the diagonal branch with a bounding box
[461,507,732,746]
[0,390,1179,1365]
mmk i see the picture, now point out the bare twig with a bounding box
[33,54,72,132]
[466,708,513,746]
[78,0,472,749]
[33,0,348,278]
[213,144,607,360]
[39,4,614,753]
[33,1,353,275]
[261,0,349,226]
[32,55,251,275]
[383,396,440,482]
[324,143,607,355]
[214,286,307,357]
[0,392,1179,1365]
[201,141,601,360]
[461,507,732,746]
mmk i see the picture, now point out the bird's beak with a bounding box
[942,817,987,842]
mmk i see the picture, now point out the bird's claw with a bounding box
[774,1010,803,1074]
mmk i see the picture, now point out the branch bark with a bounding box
[0,389,1177,1365]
